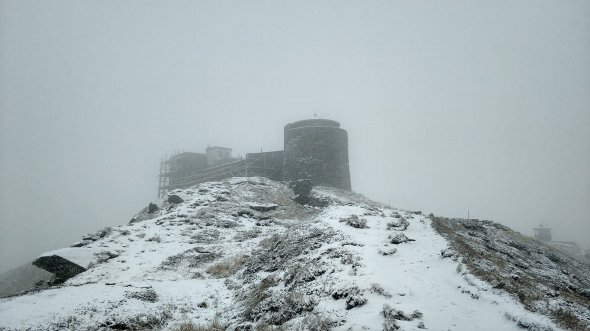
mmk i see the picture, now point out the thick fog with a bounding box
[1,0,589,272]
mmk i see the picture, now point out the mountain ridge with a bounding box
[0,177,587,330]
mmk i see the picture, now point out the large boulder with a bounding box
[32,256,86,283]
[32,247,101,283]
[290,179,312,205]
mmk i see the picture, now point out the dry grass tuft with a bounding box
[244,275,279,320]
[259,234,282,250]
[206,255,247,278]
[551,309,586,331]
[178,317,223,331]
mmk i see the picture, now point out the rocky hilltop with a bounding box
[0,177,588,331]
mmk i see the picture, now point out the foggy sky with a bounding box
[1,0,589,272]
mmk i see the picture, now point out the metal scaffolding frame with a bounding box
[157,153,281,198]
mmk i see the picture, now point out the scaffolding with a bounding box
[157,157,171,199]
[157,152,282,198]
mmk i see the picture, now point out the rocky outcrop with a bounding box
[167,195,184,204]
[129,203,160,223]
[289,179,312,205]
[32,256,86,283]
[32,246,107,283]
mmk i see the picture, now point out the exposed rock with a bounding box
[345,295,367,310]
[167,194,184,204]
[32,256,86,283]
[389,233,415,244]
[147,203,159,213]
[129,203,159,223]
[236,209,255,218]
[248,203,278,212]
[94,251,120,264]
[70,240,93,248]
[378,247,397,256]
[288,179,330,207]
[81,227,112,242]
[331,286,361,301]
[290,179,312,205]
[340,214,368,229]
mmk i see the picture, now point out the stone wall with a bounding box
[245,151,284,181]
[161,118,351,194]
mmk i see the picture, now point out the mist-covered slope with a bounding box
[0,177,586,330]
[0,264,53,298]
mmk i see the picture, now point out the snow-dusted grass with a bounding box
[178,318,223,331]
[316,205,537,330]
[207,255,247,278]
[431,216,590,331]
[0,178,572,330]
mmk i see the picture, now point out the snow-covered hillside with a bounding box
[0,178,584,330]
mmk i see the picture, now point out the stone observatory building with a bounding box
[283,119,351,191]
[158,118,351,197]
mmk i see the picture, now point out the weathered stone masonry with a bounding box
[158,118,351,196]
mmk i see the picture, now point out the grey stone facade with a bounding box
[283,119,351,191]
[245,151,284,181]
[159,118,351,195]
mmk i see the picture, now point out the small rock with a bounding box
[378,247,397,256]
[249,203,278,212]
[237,210,254,218]
[345,295,367,310]
[389,233,415,244]
[341,215,368,229]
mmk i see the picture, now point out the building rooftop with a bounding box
[206,146,232,151]
[286,118,340,129]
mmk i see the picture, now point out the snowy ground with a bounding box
[316,203,559,331]
[0,177,565,330]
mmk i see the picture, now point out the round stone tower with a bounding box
[283,119,351,190]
